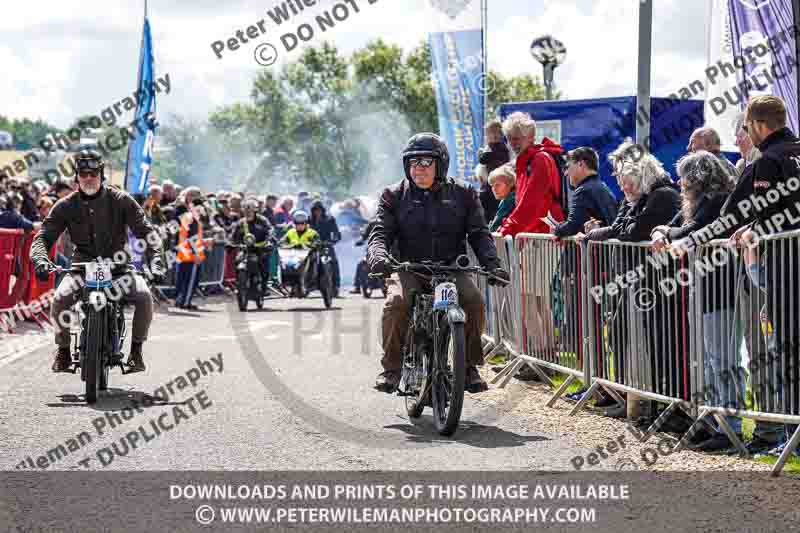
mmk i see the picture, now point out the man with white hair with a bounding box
[687,127,737,177]
[497,112,564,236]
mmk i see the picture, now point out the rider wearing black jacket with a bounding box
[232,199,275,288]
[30,150,164,373]
[309,200,342,296]
[368,133,508,394]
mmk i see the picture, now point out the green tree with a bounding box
[208,39,553,196]
[6,118,60,149]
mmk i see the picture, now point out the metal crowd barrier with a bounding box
[198,241,226,290]
[490,234,591,407]
[479,228,800,475]
[681,231,800,474]
[573,239,693,438]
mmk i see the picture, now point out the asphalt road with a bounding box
[0,291,591,471]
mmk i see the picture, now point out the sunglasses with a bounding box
[409,157,435,168]
[78,170,100,178]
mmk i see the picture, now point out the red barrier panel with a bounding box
[223,246,237,285]
[0,229,26,311]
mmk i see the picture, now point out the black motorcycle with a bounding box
[235,234,274,311]
[371,255,505,436]
[46,260,136,404]
[354,241,387,299]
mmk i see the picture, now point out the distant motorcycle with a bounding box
[278,240,336,308]
[354,241,387,299]
[235,234,274,311]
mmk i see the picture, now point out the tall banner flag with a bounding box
[427,0,485,182]
[706,0,742,151]
[727,0,800,134]
[125,15,157,196]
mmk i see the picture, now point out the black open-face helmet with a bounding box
[402,133,449,182]
[71,149,105,181]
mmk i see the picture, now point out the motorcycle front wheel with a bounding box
[237,271,249,311]
[84,307,108,404]
[431,319,466,436]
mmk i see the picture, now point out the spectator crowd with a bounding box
[473,94,800,459]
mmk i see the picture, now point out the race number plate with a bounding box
[85,261,113,289]
[433,282,458,309]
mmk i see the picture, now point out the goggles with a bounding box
[75,158,103,171]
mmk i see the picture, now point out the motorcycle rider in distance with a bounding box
[309,200,342,297]
[29,149,165,373]
[280,210,318,248]
[351,216,378,294]
[232,198,276,292]
[280,210,319,292]
[368,133,509,394]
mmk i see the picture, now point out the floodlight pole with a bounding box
[636,0,653,147]
[543,62,555,101]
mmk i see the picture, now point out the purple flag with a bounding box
[728,0,800,133]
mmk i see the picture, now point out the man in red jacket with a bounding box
[498,111,565,237]
[498,112,563,374]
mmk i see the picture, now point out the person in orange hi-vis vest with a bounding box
[174,208,205,310]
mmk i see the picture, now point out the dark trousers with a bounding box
[175,262,199,306]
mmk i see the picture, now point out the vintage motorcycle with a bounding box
[235,234,276,311]
[44,259,152,404]
[371,255,506,436]
[278,240,336,308]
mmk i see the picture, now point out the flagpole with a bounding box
[144,0,148,18]
[481,0,488,123]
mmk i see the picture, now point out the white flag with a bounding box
[705,0,740,152]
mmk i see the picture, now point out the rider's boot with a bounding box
[126,341,146,373]
[374,369,401,393]
[465,366,489,393]
[51,347,72,373]
[349,286,361,294]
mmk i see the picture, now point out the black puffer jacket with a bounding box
[309,201,341,243]
[587,177,681,242]
[368,177,499,270]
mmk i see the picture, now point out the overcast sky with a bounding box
[0,0,708,129]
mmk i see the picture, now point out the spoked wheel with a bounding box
[431,320,466,436]
[404,329,426,419]
[237,272,249,311]
[320,269,333,309]
[83,308,107,404]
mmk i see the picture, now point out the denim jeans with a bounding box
[703,308,744,435]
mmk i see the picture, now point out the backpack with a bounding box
[526,151,571,219]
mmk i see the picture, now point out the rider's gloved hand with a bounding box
[35,262,52,282]
[487,267,509,286]
[370,258,391,277]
